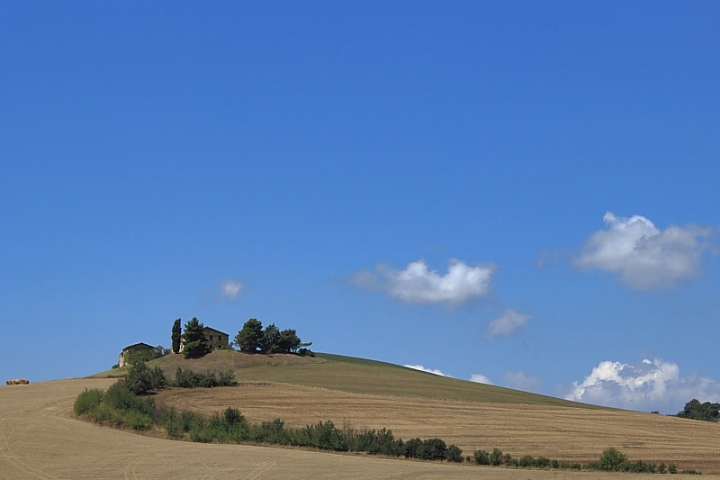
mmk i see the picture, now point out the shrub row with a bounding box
[170,367,237,388]
[74,381,155,430]
[75,383,699,474]
[472,448,581,470]
[122,360,238,395]
[162,410,464,461]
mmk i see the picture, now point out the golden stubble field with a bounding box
[157,381,720,474]
[0,378,718,479]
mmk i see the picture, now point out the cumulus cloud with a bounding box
[503,371,542,393]
[485,308,530,339]
[564,358,720,413]
[219,279,243,300]
[351,259,495,308]
[404,364,449,376]
[573,212,713,290]
[469,373,493,385]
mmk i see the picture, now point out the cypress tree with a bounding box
[171,318,182,354]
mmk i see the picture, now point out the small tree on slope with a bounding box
[182,317,209,358]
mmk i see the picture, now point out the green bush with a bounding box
[171,367,237,388]
[198,409,250,443]
[251,419,290,444]
[627,460,655,473]
[599,447,628,471]
[446,444,463,463]
[179,410,205,433]
[74,389,103,415]
[681,469,701,475]
[473,449,490,465]
[104,380,154,416]
[123,410,153,430]
[417,438,447,461]
[352,428,401,456]
[218,370,237,386]
[489,448,503,466]
[298,421,348,451]
[403,438,423,459]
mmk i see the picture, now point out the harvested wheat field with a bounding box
[3,352,719,479]
[157,382,720,474]
[0,378,671,480]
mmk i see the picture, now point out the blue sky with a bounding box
[2,1,718,413]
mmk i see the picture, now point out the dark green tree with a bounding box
[446,444,463,462]
[235,318,264,353]
[677,399,720,421]
[125,360,165,394]
[171,318,182,354]
[417,438,447,461]
[277,328,301,353]
[126,360,152,395]
[182,317,209,358]
[260,323,280,353]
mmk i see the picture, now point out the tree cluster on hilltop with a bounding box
[170,317,313,359]
[235,318,312,355]
[676,399,720,422]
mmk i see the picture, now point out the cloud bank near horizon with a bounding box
[469,373,493,385]
[563,358,720,413]
[573,212,713,290]
[351,259,495,308]
[404,364,449,377]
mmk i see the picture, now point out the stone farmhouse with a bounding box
[178,326,230,352]
[119,326,230,366]
[202,326,230,350]
[118,342,155,367]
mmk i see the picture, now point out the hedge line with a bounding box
[74,383,700,474]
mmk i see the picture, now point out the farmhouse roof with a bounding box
[121,342,155,352]
[202,326,228,336]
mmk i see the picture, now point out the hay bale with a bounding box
[6,379,29,385]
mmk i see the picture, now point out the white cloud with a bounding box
[573,212,713,290]
[405,364,449,377]
[469,373,493,385]
[486,308,530,339]
[219,279,243,299]
[564,358,720,413]
[503,371,542,393]
[351,259,495,308]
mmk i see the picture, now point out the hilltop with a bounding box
[96,350,589,408]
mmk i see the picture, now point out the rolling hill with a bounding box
[4,350,720,478]
[100,350,720,474]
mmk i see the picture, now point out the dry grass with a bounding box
[4,352,719,479]
[156,381,720,474]
[1,378,678,480]
[146,351,594,407]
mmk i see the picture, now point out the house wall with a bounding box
[203,328,229,350]
[118,345,155,367]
